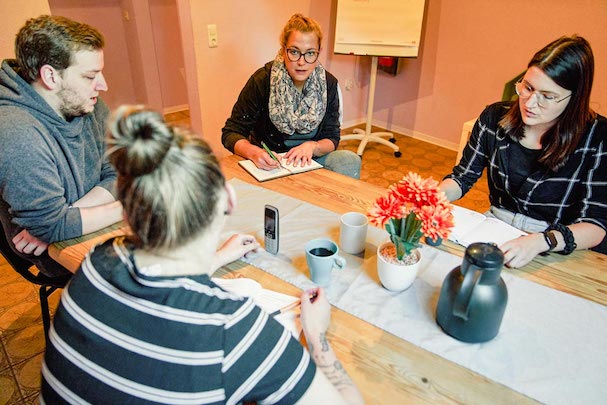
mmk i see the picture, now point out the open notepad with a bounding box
[448,205,527,247]
[238,153,323,182]
[211,277,302,338]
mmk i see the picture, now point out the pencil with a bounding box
[270,292,318,316]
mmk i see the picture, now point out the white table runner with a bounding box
[222,178,607,404]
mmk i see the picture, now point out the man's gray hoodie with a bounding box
[0,59,116,275]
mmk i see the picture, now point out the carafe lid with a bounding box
[465,242,504,270]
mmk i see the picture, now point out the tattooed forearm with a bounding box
[307,332,329,355]
[320,332,329,352]
[319,361,355,390]
[308,335,358,391]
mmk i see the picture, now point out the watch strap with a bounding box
[546,223,577,255]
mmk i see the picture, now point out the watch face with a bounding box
[545,231,558,250]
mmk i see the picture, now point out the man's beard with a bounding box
[57,87,90,120]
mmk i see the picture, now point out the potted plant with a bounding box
[368,172,454,291]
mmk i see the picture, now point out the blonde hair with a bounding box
[279,13,323,50]
[106,105,225,249]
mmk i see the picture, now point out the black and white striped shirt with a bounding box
[41,237,315,404]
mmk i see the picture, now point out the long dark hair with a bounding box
[499,35,595,171]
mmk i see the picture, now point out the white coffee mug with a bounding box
[305,238,345,287]
[339,212,368,254]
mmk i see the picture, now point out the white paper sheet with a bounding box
[211,277,301,338]
[449,205,527,247]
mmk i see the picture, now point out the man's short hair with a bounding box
[15,15,104,83]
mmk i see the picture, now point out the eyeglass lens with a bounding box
[286,49,319,63]
[515,81,572,108]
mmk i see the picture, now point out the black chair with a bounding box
[0,227,71,342]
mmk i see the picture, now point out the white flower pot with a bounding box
[377,241,421,292]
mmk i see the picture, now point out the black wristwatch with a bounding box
[542,230,558,252]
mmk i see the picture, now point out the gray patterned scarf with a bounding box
[269,53,327,135]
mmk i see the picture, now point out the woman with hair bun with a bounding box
[440,35,607,267]
[41,106,362,404]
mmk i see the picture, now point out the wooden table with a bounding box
[49,154,607,403]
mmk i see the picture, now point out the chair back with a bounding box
[1,224,70,342]
[337,83,344,125]
[502,71,525,102]
[0,225,35,273]
[0,225,69,287]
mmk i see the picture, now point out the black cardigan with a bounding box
[221,61,341,153]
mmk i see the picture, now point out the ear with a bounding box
[224,183,237,215]
[121,210,131,227]
[39,64,60,90]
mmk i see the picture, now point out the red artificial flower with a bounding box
[418,204,455,241]
[367,172,454,259]
[392,172,443,210]
[368,192,404,228]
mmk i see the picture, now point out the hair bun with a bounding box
[107,105,173,177]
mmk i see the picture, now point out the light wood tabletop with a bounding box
[49,154,607,403]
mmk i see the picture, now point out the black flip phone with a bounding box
[264,205,279,255]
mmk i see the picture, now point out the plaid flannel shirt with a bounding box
[447,102,607,233]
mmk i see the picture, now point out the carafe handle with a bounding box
[453,267,482,320]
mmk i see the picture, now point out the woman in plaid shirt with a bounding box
[441,36,606,268]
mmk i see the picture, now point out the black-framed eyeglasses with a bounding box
[285,48,319,64]
[514,80,572,108]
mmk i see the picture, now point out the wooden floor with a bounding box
[0,110,489,403]
[338,123,490,213]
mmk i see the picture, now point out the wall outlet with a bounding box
[345,79,354,91]
[207,24,218,48]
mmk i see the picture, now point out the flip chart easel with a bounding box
[334,0,426,157]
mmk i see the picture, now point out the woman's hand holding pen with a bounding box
[300,287,330,337]
[251,146,280,170]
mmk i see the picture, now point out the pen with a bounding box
[270,291,318,316]
[260,141,281,163]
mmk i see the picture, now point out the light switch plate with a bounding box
[207,24,218,48]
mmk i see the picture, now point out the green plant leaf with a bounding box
[386,212,422,260]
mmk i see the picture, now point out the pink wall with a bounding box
[34,1,607,154]
[185,1,314,157]
[184,0,607,155]
[149,0,188,111]
[1,0,51,60]
[50,0,187,113]
[372,0,607,147]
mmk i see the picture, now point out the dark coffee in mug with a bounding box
[309,247,334,257]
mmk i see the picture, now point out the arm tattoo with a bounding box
[319,332,329,352]
[308,334,356,391]
[319,361,354,390]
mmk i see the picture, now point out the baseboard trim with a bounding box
[163,104,189,115]
[341,119,459,151]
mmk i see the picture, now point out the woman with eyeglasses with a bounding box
[440,35,607,267]
[222,13,361,179]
